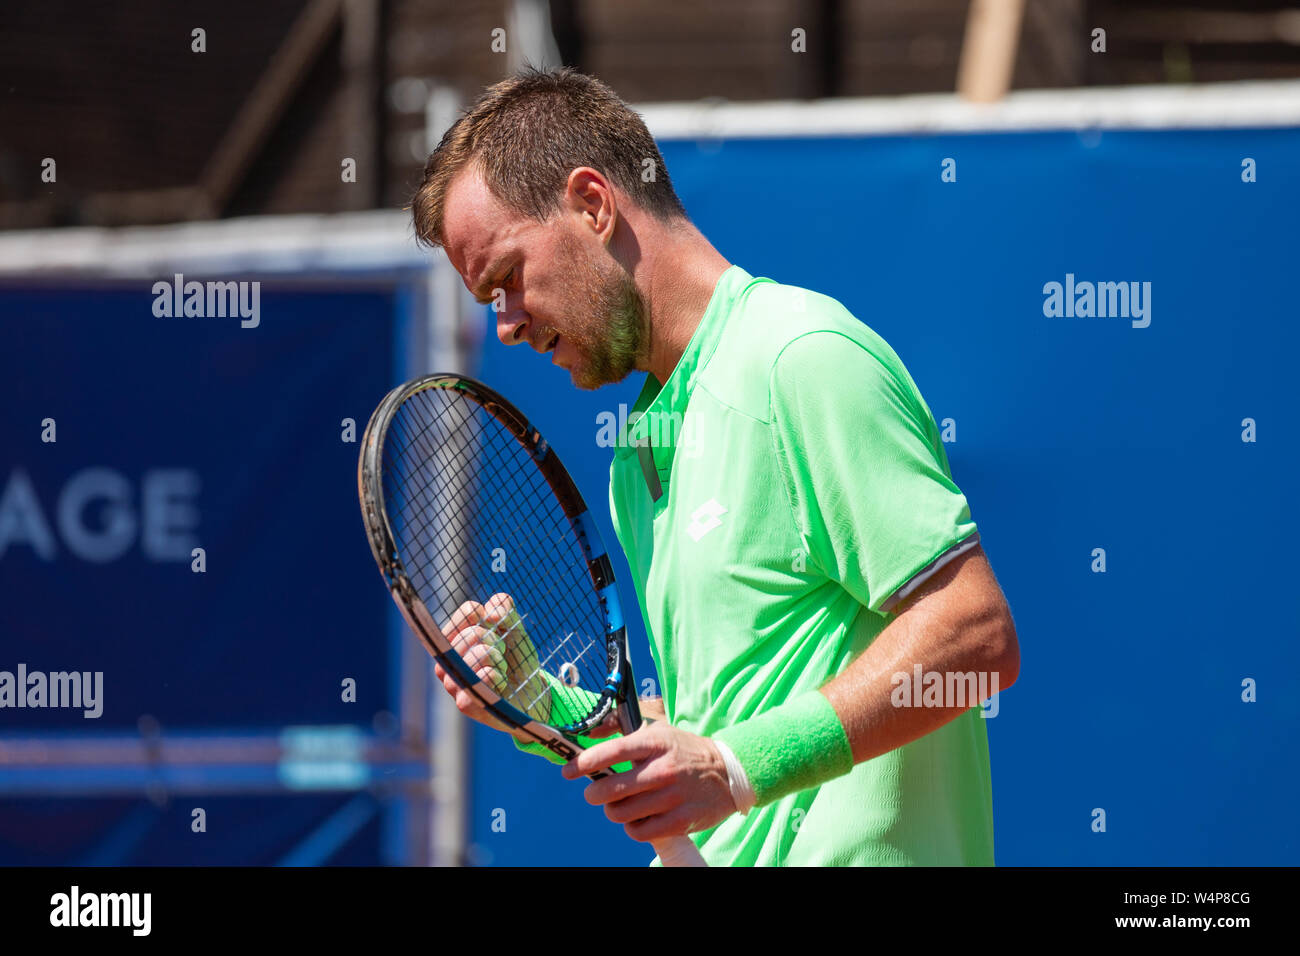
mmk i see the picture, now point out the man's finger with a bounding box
[463,640,505,675]
[600,786,682,825]
[443,600,485,637]
[560,730,659,779]
[453,687,473,713]
[482,592,516,626]
[451,623,489,658]
[475,666,507,695]
[581,762,663,806]
[624,806,697,844]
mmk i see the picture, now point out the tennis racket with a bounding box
[358,373,708,868]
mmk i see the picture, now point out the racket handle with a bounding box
[613,699,708,866]
[653,835,708,868]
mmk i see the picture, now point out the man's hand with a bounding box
[559,721,737,843]
[434,593,551,738]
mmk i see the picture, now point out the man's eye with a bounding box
[502,268,515,286]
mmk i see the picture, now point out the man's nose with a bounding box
[495,306,529,347]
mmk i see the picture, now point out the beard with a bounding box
[547,232,649,391]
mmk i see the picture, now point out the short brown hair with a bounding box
[411,67,687,249]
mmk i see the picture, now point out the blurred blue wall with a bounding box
[0,281,407,864]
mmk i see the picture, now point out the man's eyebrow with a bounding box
[471,256,511,303]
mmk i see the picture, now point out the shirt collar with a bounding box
[615,265,752,481]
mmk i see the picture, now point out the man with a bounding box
[412,67,1019,866]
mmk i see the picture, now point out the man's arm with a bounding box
[820,543,1018,763]
[564,328,1017,843]
[560,544,1018,844]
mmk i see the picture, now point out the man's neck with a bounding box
[629,221,731,384]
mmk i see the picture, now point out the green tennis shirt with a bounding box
[608,266,994,866]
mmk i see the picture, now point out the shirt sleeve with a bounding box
[768,330,978,615]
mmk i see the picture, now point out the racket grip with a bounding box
[653,835,708,868]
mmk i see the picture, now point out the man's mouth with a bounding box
[546,333,559,359]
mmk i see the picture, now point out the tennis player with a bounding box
[412,68,1019,866]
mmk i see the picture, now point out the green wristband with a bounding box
[511,672,599,765]
[512,728,633,773]
[513,730,605,765]
[510,675,631,772]
[712,690,853,808]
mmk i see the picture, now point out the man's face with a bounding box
[441,168,647,390]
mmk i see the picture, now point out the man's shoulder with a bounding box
[699,278,898,422]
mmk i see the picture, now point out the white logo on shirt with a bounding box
[686,499,727,541]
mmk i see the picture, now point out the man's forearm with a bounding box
[820,572,1018,763]
[712,546,1018,808]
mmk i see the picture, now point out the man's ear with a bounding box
[564,166,618,243]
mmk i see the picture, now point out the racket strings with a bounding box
[388,433,577,657]
[514,629,603,716]
[387,399,570,609]
[380,386,612,725]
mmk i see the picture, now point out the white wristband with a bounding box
[713,737,756,816]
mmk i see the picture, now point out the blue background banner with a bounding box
[0,282,397,731]
[0,280,415,864]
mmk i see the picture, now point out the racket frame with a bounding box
[360,373,709,867]
[359,373,639,764]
